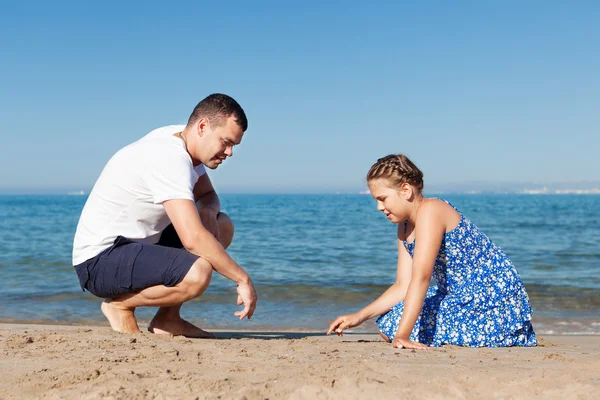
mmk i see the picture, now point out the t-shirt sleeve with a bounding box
[143,151,198,204]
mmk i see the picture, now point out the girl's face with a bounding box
[368,179,410,224]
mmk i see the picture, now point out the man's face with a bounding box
[196,115,244,169]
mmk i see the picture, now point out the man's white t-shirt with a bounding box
[72,125,206,266]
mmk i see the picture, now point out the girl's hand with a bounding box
[327,313,362,336]
[392,336,430,350]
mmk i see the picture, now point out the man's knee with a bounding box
[217,212,234,249]
[181,258,212,298]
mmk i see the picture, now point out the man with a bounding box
[72,93,257,337]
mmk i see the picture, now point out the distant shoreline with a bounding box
[2,191,600,196]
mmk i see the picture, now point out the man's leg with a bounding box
[101,256,213,335]
[148,212,235,337]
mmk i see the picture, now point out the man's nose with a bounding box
[224,147,233,157]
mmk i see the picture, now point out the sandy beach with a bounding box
[0,323,598,399]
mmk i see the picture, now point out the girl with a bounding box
[327,154,537,349]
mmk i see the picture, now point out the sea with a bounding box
[1,194,599,335]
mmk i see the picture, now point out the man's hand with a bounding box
[199,208,220,242]
[234,280,258,320]
[392,336,430,350]
[327,313,363,336]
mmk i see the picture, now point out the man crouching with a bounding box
[72,93,257,337]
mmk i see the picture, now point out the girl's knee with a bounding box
[379,330,391,343]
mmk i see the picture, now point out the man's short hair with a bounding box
[187,93,248,131]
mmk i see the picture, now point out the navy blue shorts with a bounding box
[74,224,198,299]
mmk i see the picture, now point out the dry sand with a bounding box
[1,323,598,399]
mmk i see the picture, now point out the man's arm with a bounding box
[194,172,220,211]
[163,198,256,319]
[193,173,221,240]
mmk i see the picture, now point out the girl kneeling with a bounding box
[327,154,538,350]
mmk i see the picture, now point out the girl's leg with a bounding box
[379,330,391,343]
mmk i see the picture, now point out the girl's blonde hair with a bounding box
[366,154,424,192]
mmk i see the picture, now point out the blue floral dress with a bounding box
[376,200,537,347]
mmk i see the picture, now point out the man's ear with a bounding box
[196,118,209,137]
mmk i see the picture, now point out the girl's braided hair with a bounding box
[366,154,424,192]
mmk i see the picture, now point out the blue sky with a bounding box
[1,1,598,193]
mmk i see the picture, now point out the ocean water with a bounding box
[0,194,599,335]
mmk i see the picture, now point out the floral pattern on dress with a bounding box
[376,200,538,347]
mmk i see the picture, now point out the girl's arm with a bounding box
[356,230,414,321]
[392,201,445,349]
[327,225,413,335]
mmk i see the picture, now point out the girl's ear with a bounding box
[399,182,413,199]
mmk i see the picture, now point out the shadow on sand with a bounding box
[214,331,325,340]
[213,331,379,340]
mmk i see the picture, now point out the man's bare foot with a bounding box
[148,316,215,338]
[101,300,141,334]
